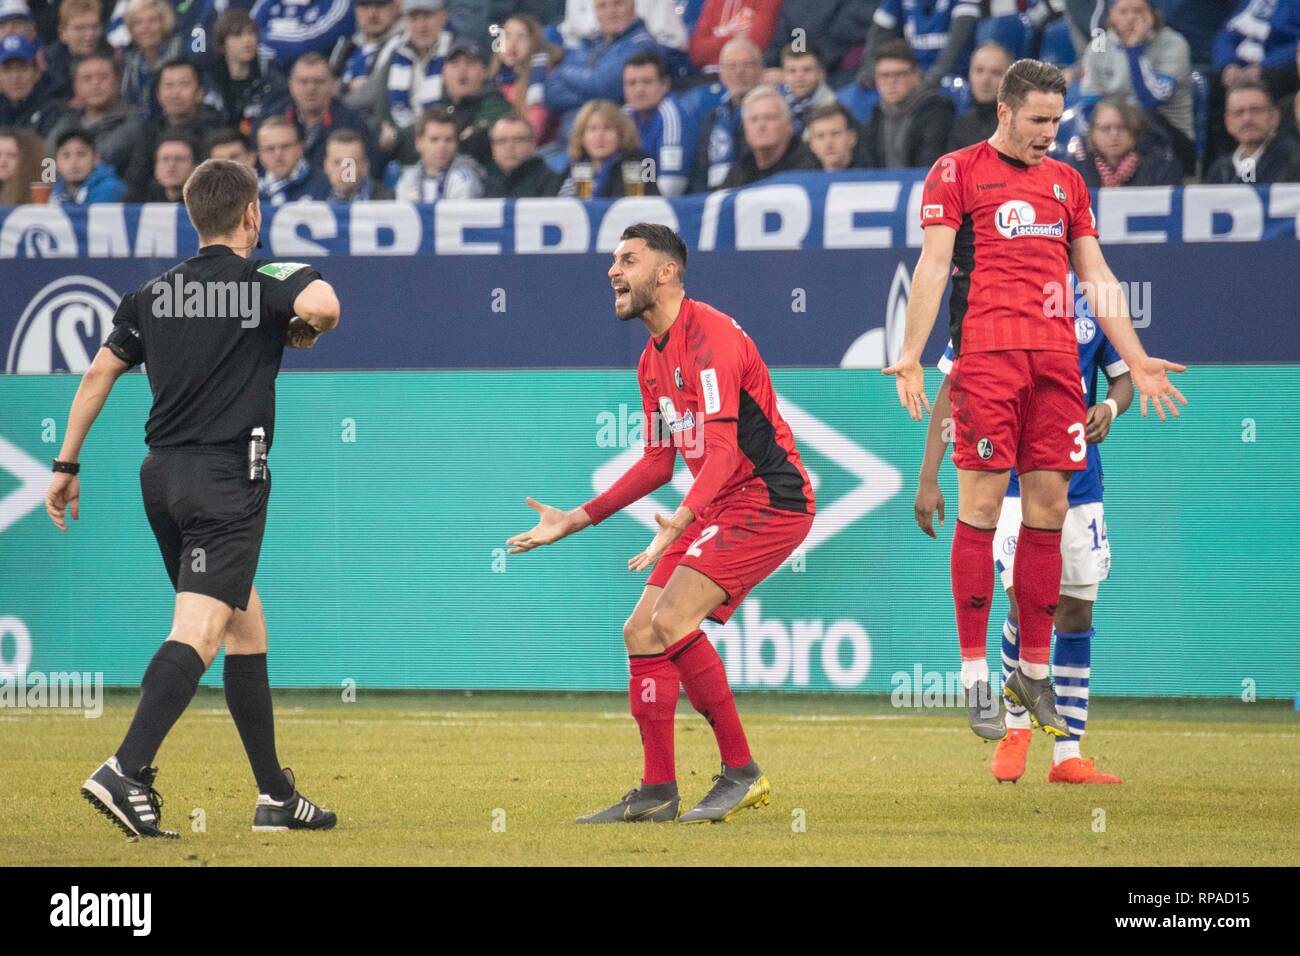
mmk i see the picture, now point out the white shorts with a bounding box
[993,498,1110,602]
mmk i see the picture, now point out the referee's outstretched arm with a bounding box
[45,347,131,531]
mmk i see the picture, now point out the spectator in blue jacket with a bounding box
[687,35,762,192]
[252,0,356,71]
[544,0,656,130]
[621,49,696,195]
[257,115,332,204]
[52,127,127,204]
[863,0,982,87]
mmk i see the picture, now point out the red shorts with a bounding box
[647,494,813,624]
[948,349,1086,474]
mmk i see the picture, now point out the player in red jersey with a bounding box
[884,59,1187,742]
[506,223,815,824]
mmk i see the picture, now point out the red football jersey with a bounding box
[584,298,814,524]
[920,140,1097,357]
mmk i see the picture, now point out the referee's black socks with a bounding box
[223,653,293,800]
[116,640,206,778]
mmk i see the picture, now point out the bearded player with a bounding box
[884,58,1186,742]
[506,223,815,824]
[916,277,1132,783]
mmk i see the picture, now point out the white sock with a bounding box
[1020,660,1049,680]
[960,658,989,689]
[1053,738,1081,765]
[1005,708,1032,730]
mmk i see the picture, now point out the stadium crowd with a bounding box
[1,0,1298,208]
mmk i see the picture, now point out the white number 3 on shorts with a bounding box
[1068,422,1086,462]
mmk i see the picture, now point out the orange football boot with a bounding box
[991,728,1032,782]
[1048,756,1122,784]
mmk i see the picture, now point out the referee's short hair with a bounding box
[183,158,259,239]
[621,222,687,275]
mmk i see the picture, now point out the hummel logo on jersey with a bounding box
[976,182,1007,191]
[994,200,1064,239]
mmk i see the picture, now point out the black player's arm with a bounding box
[293,279,341,334]
[915,375,951,538]
[1105,368,1134,416]
[54,347,132,466]
[918,375,952,484]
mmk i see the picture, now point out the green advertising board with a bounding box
[1,368,1296,698]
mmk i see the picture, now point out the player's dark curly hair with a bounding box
[621,223,687,274]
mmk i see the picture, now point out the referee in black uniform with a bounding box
[44,158,342,839]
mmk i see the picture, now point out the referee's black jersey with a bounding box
[105,244,322,450]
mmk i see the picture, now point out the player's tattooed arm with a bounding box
[915,376,951,538]
[1086,371,1133,444]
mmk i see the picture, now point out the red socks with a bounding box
[1012,524,1062,666]
[951,520,995,660]
[667,631,751,769]
[628,653,679,785]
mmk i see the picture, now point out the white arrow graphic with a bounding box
[0,435,49,534]
[591,394,902,567]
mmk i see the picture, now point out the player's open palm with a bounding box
[506,497,571,554]
[1130,357,1188,421]
[628,512,685,573]
[882,359,931,421]
[46,472,80,532]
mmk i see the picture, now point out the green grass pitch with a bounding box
[3,691,1297,866]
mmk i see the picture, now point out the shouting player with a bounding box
[884,58,1186,742]
[916,278,1131,783]
[506,223,815,824]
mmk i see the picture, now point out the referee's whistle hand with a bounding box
[45,474,80,532]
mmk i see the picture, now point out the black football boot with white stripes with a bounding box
[82,757,179,840]
[251,767,337,831]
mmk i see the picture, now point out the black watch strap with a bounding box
[52,459,80,475]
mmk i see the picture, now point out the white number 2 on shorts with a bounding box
[686,524,720,557]
[1068,422,1086,462]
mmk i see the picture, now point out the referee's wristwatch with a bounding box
[52,459,80,475]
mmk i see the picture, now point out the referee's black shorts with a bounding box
[139,445,270,612]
